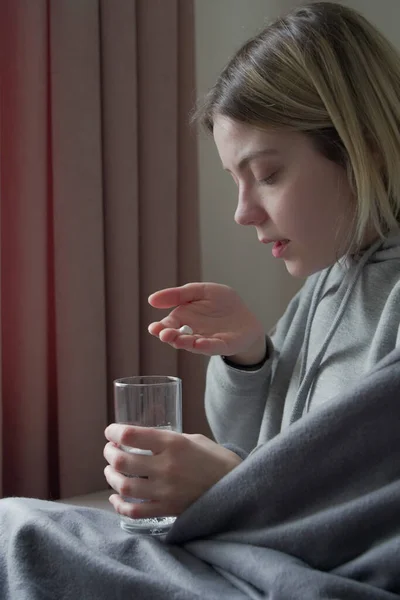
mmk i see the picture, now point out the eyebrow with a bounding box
[223,148,279,172]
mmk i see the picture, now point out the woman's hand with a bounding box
[103,424,242,518]
[148,282,266,364]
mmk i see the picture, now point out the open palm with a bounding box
[148,282,264,357]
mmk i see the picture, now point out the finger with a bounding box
[158,328,200,346]
[192,336,229,355]
[105,424,179,454]
[148,283,207,309]
[159,329,222,350]
[172,334,220,352]
[148,315,182,337]
[148,322,165,336]
[109,494,170,520]
[170,336,228,356]
[103,442,152,478]
[155,326,182,343]
[104,466,155,500]
[155,330,230,356]
[158,328,182,343]
[172,333,200,350]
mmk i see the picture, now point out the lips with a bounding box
[259,237,290,258]
[272,239,290,258]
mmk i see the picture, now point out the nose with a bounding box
[234,187,267,226]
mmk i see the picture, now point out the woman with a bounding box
[1,3,400,598]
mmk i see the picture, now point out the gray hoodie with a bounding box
[205,231,400,453]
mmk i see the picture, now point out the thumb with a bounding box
[148,283,207,309]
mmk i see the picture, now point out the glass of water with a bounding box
[113,375,182,535]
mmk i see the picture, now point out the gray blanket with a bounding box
[1,348,400,599]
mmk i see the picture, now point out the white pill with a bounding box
[179,325,193,335]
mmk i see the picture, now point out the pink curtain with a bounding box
[0,0,206,501]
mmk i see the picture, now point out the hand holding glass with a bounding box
[113,376,182,535]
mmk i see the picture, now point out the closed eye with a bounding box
[257,170,280,185]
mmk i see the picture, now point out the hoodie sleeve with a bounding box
[205,280,311,453]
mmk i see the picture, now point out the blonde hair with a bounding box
[194,2,400,250]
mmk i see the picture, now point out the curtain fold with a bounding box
[0,0,205,501]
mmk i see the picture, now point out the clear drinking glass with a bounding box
[113,376,182,535]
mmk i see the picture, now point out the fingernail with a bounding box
[104,423,118,439]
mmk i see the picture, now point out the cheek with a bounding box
[280,168,351,239]
[271,181,321,237]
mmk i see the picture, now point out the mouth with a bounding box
[259,237,290,257]
[259,237,290,245]
[271,239,290,258]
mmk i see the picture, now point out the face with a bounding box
[213,116,356,277]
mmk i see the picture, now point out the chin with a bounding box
[284,258,328,279]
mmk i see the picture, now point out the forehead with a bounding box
[213,116,275,147]
[213,116,322,172]
[212,116,289,166]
